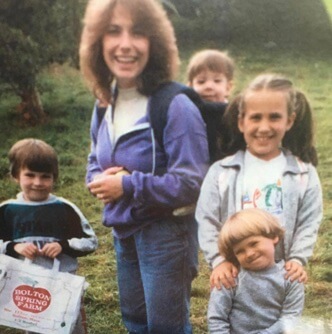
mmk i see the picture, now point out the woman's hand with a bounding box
[284,260,308,283]
[88,167,130,204]
[210,261,238,290]
[93,166,125,180]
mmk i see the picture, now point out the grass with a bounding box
[0,33,332,334]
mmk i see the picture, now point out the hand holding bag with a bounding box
[0,254,87,334]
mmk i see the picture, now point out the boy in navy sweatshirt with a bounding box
[0,138,98,334]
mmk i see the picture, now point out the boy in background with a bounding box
[187,49,234,103]
[0,138,98,334]
[208,208,304,334]
[186,49,235,162]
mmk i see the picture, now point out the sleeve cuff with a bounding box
[6,242,19,258]
[59,240,70,251]
[122,175,134,195]
[212,256,226,269]
[289,258,304,266]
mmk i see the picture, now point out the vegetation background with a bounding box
[0,0,331,333]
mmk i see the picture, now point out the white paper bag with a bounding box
[0,254,87,334]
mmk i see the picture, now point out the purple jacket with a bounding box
[86,92,209,238]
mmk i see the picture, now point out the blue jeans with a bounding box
[114,215,198,334]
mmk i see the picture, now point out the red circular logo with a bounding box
[13,285,51,313]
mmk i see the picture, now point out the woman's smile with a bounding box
[102,4,150,89]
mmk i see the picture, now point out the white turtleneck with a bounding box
[111,87,148,141]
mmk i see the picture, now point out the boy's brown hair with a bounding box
[9,138,59,181]
[219,208,285,267]
[187,49,235,84]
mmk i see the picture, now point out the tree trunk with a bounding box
[17,87,46,125]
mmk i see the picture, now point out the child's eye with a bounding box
[249,114,261,121]
[270,113,282,121]
[41,174,53,180]
[25,172,36,178]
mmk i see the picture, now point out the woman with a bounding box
[79,0,209,333]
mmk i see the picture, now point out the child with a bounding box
[196,73,323,290]
[0,138,98,334]
[208,208,304,333]
[187,49,234,103]
[186,49,235,162]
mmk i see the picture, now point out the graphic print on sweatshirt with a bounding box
[242,178,283,215]
[242,150,286,217]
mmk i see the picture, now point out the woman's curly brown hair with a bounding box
[79,0,179,104]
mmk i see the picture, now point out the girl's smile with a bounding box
[238,89,295,161]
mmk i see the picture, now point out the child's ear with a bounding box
[273,236,279,245]
[286,112,296,131]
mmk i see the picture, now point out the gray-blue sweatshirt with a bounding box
[196,149,323,269]
[208,260,304,334]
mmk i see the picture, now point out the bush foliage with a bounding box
[171,0,332,53]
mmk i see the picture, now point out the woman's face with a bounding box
[102,4,150,89]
